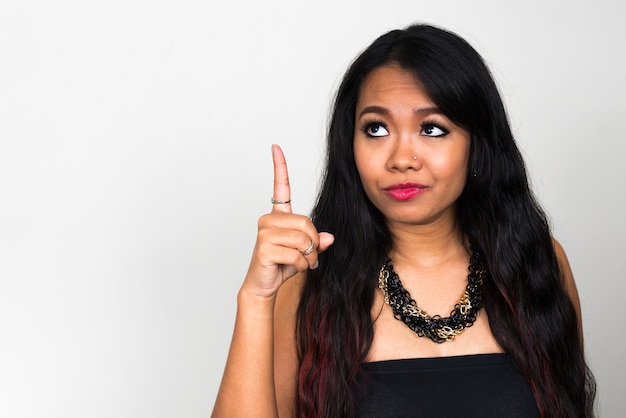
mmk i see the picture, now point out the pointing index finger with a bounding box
[271,144,292,213]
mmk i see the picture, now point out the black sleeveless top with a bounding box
[356,353,540,417]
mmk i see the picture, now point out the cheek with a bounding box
[353,145,379,198]
[451,151,470,188]
[354,156,374,189]
[353,142,369,181]
[431,148,470,187]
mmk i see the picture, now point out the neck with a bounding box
[387,217,467,268]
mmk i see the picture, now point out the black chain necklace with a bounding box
[377,245,486,344]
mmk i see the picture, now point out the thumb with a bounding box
[317,232,335,253]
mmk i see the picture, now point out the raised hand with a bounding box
[242,144,334,299]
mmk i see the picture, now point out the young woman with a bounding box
[212,24,596,417]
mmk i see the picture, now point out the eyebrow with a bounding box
[358,105,442,118]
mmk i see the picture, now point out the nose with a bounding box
[388,138,421,171]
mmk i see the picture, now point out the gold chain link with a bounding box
[377,260,480,342]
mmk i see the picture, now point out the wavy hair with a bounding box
[296,24,595,417]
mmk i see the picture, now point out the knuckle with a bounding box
[296,258,310,272]
[258,213,271,227]
[258,212,283,228]
[297,214,312,228]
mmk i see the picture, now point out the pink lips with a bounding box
[383,182,428,201]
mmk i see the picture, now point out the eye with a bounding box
[362,122,389,138]
[421,123,449,138]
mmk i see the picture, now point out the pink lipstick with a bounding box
[383,182,428,201]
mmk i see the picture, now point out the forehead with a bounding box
[356,65,434,109]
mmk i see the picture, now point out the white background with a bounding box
[1,0,624,416]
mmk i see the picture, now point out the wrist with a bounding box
[237,284,277,318]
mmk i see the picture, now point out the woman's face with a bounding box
[353,65,471,229]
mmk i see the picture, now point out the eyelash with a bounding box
[360,119,388,138]
[359,118,450,138]
[421,119,450,137]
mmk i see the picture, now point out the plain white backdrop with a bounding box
[1,0,624,416]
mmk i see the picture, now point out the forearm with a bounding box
[212,287,278,417]
[212,144,330,417]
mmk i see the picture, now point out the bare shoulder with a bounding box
[274,272,306,417]
[275,271,306,342]
[552,239,577,297]
[275,272,306,320]
[551,238,583,325]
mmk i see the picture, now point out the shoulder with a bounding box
[551,238,577,299]
[274,272,307,417]
[551,238,583,332]
[275,271,306,327]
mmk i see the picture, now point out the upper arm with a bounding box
[552,238,583,341]
[273,272,305,417]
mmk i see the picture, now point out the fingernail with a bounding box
[312,261,319,270]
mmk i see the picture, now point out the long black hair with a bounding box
[296,24,595,417]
